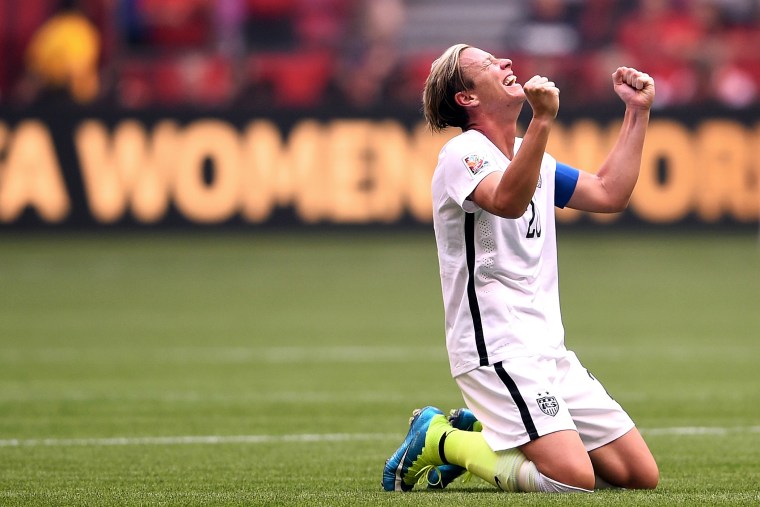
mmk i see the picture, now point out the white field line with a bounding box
[641,426,760,436]
[0,433,400,448]
[1,426,759,448]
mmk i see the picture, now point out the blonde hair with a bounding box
[422,43,473,132]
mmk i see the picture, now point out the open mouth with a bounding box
[504,75,517,86]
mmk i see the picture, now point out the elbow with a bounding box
[606,196,631,213]
[492,201,529,219]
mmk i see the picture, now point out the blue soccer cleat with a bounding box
[382,406,451,491]
[448,407,481,432]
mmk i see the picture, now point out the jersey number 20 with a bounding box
[526,199,541,239]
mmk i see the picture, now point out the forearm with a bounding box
[596,107,650,209]
[492,117,553,216]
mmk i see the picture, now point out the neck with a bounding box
[466,119,518,160]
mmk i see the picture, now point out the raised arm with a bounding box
[472,75,560,219]
[566,67,655,213]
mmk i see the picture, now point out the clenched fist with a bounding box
[523,75,560,120]
[613,67,655,110]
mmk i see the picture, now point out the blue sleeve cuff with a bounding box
[555,162,579,209]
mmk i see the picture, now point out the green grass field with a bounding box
[1,229,759,506]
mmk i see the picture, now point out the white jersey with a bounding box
[432,129,575,377]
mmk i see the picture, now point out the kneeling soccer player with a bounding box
[382,43,659,493]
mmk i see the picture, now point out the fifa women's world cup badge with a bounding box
[462,153,489,177]
[536,393,559,417]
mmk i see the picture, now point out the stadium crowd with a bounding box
[1,0,760,110]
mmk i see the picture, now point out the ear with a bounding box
[455,90,477,107]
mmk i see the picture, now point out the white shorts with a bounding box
[455,349,634,452]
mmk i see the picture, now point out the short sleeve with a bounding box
[442,143,501,213]
[555,162,579,208]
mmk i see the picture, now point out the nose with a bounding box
[499,59,512,69]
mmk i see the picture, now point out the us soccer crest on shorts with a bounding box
[462,153,489,177]
[536,393,559,417]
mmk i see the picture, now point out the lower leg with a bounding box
[442,429,593,493]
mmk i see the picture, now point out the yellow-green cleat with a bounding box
[382,406,452,491]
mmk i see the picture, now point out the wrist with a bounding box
[530,115,555,126]
[624,106,651,126]
[625,104,652,115]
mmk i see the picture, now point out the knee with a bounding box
[626,463,659,490]
[564,467,596,492]
[542,462,596,491]
[608,461,659,490]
